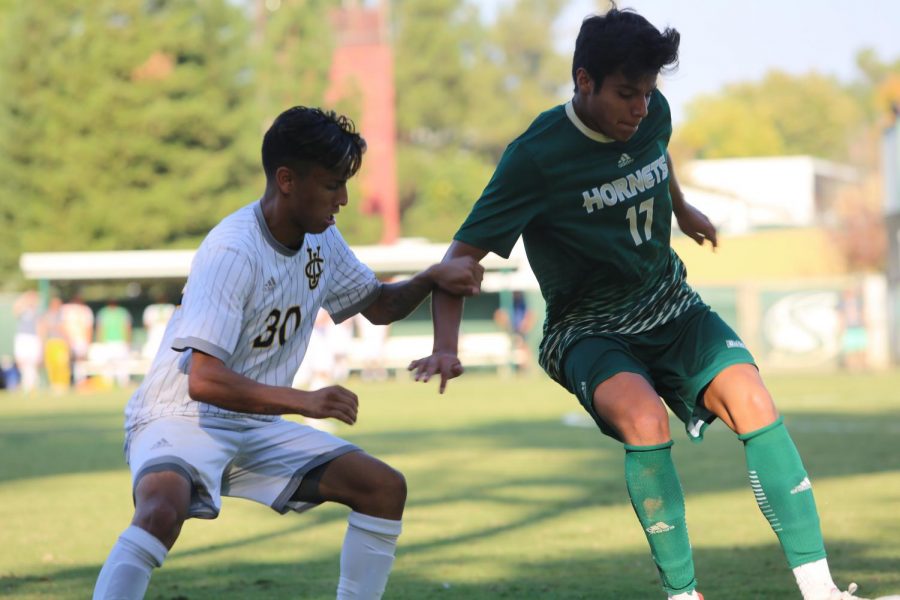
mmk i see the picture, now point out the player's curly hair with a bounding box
[261,106,365,180]
[572,4,680,92]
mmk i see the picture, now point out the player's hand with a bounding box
[429,256,484,296]
[675,202,718,250]
[299,385,359,425]
[408,352,464,394]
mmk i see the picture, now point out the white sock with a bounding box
[92,525,168,600]
[336,511,402,600]
[793,558,838,600]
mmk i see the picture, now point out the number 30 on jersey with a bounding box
[253,306,301,348]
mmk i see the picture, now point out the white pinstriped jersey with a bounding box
[124,201,382,433]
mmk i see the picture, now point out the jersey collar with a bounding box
[565,100,615,143]
[254,200,302,257]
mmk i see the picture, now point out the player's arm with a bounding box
[408,240,488,393]
[361,255,484,325]
[187,350,359,425]
[668,152,717,249]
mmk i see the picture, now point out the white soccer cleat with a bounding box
[668,591,703,600]
[829,582,900,600]
[830,583,867,600]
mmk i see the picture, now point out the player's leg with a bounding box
[94,417,235,600]
[703,364,848,600]
[653,305,895,598]
[92,471,190,600]
[564,337,699,599]
[292,451,406,600]
[229,420,404,600]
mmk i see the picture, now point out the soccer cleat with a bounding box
[830,583,868,600]
[829,582,900,600]
[668,592,703,600]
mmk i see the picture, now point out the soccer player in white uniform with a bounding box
[92,106,484,600]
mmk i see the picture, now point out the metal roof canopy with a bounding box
[19,240,539,292]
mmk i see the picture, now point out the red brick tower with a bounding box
[326,1,399,243]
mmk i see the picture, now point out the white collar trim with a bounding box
[565,100,615,143]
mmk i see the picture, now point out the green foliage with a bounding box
[392,0,484,142]
[391,0,570,241]
[676,71,866,162]
[0,0,259,274]
[252,0,335,122]
[398,145,494,242]
[1,0,898,281]
[464,0,569,158]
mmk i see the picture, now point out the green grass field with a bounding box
[1,371,899,599]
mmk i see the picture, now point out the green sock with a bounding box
[739,416,827,568]
[624,441,696,595]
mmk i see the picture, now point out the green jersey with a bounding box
[455,91,702,386]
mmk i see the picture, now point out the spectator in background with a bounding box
[493,290,536,372]
[142,296,176,361]
[61,293,95,385]
[293,308,338,432]
[838,287,868,371]
[0,355,8,389]
[96,299,132,387]
[41,296,71,392]
[13,290,42,394]
[328,310,354,382]
[1,353,20,390]
[354,313,390,381]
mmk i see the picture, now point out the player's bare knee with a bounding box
[132,497,186,547]
[354,464,406,518]
[381,466,407,507]
[620,405,670,445]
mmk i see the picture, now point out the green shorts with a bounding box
[560,304,756,443]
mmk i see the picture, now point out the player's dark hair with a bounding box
[572,5,680,92]
[261,106,365,180]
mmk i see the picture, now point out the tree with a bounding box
[251,0,335,124]
[391,0,570,240]
[674,71,865,163]
[0,0,258,284]
[463,0,570,159]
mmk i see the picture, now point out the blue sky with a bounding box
[514,0,900,123]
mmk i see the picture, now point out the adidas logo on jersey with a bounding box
[263,276,277,292]
[725,339,746,349]
[617,153,634,168]
[150,438,172,450]
[790,477,812,495]
[645,521,675,535]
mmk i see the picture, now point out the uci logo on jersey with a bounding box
[305,246,324,289]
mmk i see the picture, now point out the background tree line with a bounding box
[0,0,898,288]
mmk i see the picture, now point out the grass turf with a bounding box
[1,371,899,599]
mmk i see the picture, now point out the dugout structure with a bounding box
[18,240,543,379]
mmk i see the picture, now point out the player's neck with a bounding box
[259,194,305,251]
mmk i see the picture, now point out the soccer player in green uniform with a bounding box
[409,7,897,600]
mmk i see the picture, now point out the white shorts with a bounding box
[126,415,360,519]
[14,333,41,365]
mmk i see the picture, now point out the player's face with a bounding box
[575,69,657,142]
[290,165,349,234]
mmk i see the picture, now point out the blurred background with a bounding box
[1,0,900,393]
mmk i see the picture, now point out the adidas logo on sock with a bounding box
[790,477,812,495]
[645,521,675,535]
[617,153,634,168]
[150,438,173,450]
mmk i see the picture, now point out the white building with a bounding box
[680,155,859,234]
